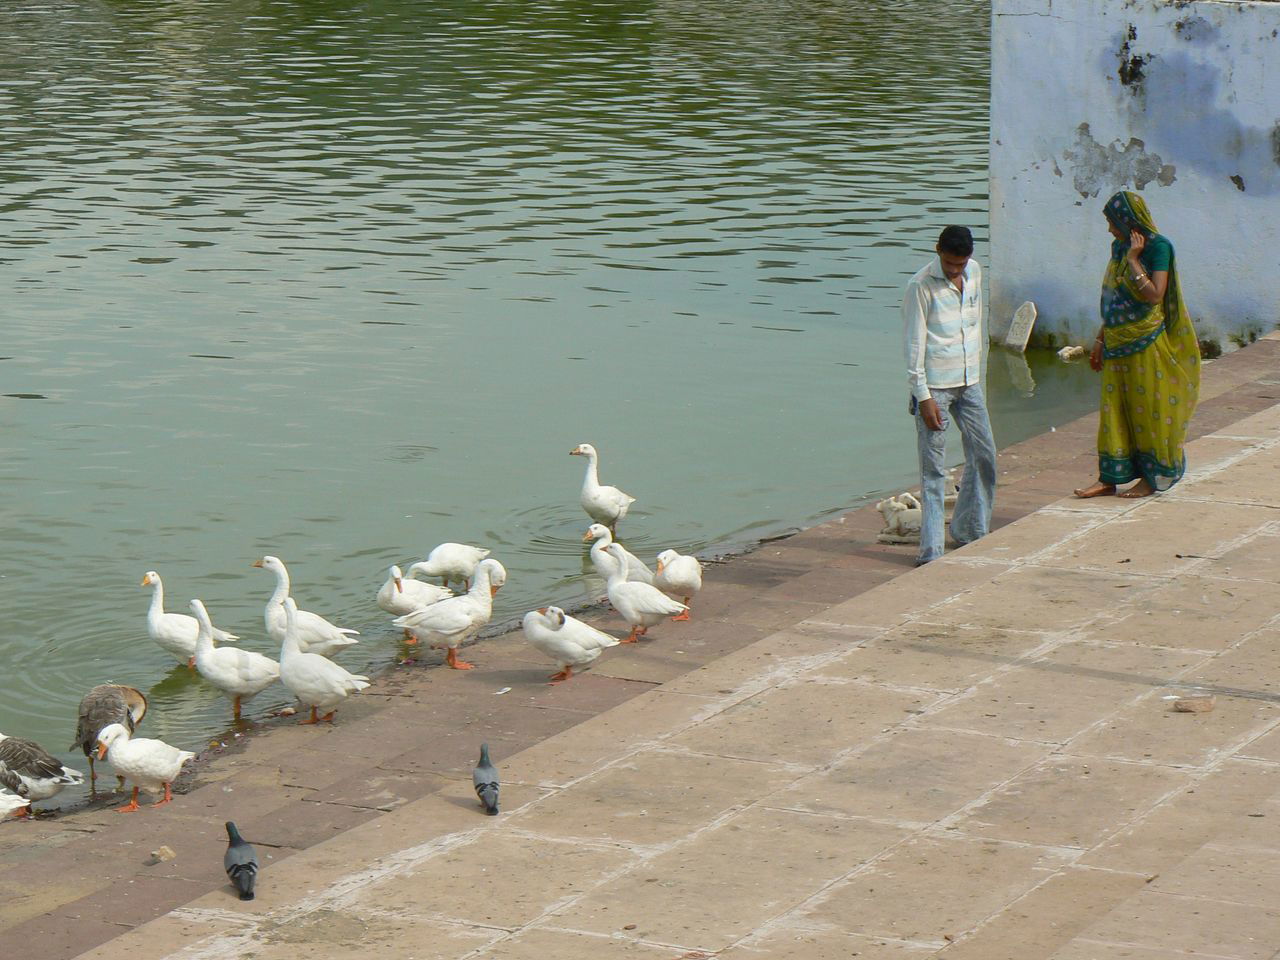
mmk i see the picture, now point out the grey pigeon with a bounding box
[473,743,499,816]
[223,821,259,901]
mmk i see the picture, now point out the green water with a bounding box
[0,0,1097,805]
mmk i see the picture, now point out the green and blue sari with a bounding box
[1096,191,1200,490]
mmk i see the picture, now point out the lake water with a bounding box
[0,0,1097,803]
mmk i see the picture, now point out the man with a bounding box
[902,225,997,566]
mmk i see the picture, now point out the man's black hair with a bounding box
[937,225,974,257]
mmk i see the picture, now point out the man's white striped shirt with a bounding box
[902,256,984,402]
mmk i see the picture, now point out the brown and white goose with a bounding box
[0,733,85,816]
[72,684,148,793]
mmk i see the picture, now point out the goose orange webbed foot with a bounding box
[445,648,475,670]
[547,667,572,684]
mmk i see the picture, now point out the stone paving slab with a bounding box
[3,335,1279,960]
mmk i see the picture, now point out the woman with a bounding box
[1074,191,1200,499]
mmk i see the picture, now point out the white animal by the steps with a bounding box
[190,599,280,721]
[583,523,653,585]
[875,493,922,542]
[569,442,635,529]
[410,543,491,591]
[603,543,686,643]
[376,565,453,617]
[392,558,504,670]
[95,723,195,811]
[522,606,620,683]
[654,549,703,621]
[0,733,84,812]
[278,598,370,724]
[254,555,359,658]
[142,571,238,666]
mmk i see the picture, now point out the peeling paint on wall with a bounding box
[1061,123,1177,197]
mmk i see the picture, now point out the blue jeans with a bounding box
[914,384,997,565]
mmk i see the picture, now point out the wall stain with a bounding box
[1230,174,1246,192]
[1062,123,1177,198]
[1138,52,1280,195]
[1118,24,1148,87]
[1174,15,1219,44]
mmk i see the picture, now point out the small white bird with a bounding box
[0,789,28,820]
[604,544,686,642]
[142,570,238,668]
[654,549,703,622]
[254,555,359,658]
[411,543,491,592]
[522,606,620,683]
[570,443,635,531]
[0,733,85,816]
[376,565,454,636]
[583,524,654,584]
[279,598,370,725]
[95,723,195,813]
[393,559,504,670]
[191,599,281,722]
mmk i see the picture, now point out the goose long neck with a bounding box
[605,554,627,589]
[268,566,290,606]
[147,581,164,620]
[582,450,600,489]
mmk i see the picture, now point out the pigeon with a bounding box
[224,821,259,901]
[473,743,499,816]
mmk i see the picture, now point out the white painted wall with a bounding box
[990,0,1280,347]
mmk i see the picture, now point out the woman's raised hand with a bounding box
[1128,229,1146,257]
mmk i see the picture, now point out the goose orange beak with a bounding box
[582,531,595,542]
[394,577,403,593]
[97,742,108,761]
[656,561,665,574]
[252,559,263,568]
[490,585,500,597]
[139,575,149,586]
[537,607,547,615]
[569,448,582,456]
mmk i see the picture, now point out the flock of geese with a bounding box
[0,443,703,818]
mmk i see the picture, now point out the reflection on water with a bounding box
[0,0,1099,803]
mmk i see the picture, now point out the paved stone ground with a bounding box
[2,334,1279,960]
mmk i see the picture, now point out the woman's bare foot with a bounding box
[1117,479,1155,498]
[1073,481,1117,499]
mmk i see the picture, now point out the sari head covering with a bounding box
[1095,190,1200,490]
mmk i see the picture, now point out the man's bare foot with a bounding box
[1073,481,1117,499]
[1117,479,1155,498]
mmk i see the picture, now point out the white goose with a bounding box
[522,606,620,683]
[583,523,654,584]
[654,549,703,622]
[393,558,504,670]
[376,564,454,628]
[570,443,635,531]
[279,598,370,724]
[142,571,239,667]
[191,599,281,721]
[604,543,686,642]
[0,789,28,820]
[95,723,195,813]
[0,733,85,816]
[254,555,359,657]
[411,543,491,591]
